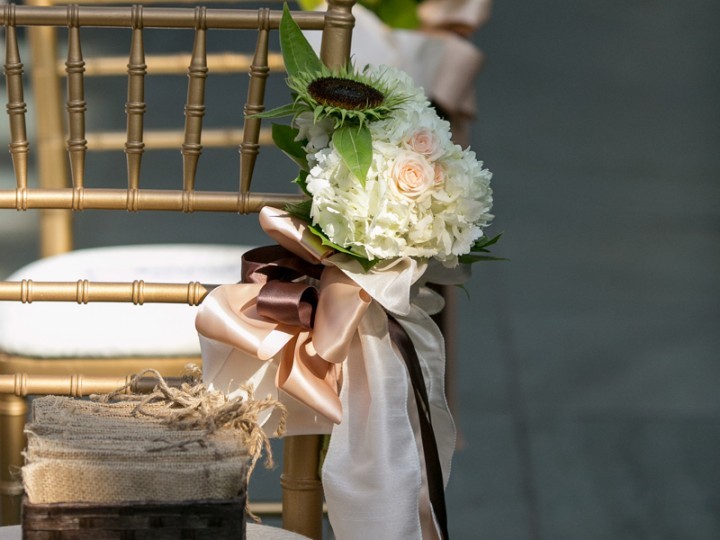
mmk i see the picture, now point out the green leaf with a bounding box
[249,102,301,120]
[305,223,379,271]
[458,254,509,264]
[297,0,323,10]
[332,124,373,186]
[280,3,323,77]
[458,232,506,264]
[285,198,313,221]
[456,284,471,300]
[373,0,421,29]
[272,124,308,170]
[354,257,381,272]
[470,232,503,253]
[292,170,311,196]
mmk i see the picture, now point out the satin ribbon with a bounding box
[418,0,492,37]
[196,244,370,425]
[388,315,449,539]
[197,207,459,539]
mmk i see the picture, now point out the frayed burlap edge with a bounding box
[23,366,287,514]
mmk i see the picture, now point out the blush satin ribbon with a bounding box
[196,207,460,539]
[196,244,370,426]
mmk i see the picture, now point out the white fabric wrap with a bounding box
[200,256,458,539]
[323,258,454,539]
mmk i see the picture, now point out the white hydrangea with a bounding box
[293,112,334,154]
[304,66,493,266]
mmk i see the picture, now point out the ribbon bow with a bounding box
[196,245,370,425]
[197,207,456,539]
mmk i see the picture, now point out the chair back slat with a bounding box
[0,188,302,212]
[8,6,328,29]
[0,280,208,305]
[80,52,284,77]
[87,127,272,151]
[65,8,87,189]
[240,7,270,196]
[320,0,355,70]
[3,13,29,190]
[181,7,208,192]
[126,7,147,191]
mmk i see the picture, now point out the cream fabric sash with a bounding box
[197,207,460,539]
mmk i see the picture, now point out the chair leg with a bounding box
[0,394,27,525]
[281,434,324,539]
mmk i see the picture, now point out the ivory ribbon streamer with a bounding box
[197,207,460,539]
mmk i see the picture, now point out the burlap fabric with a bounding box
[22,372,285,505]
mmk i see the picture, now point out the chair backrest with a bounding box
[0,0,356,305]
[24,0,287,258]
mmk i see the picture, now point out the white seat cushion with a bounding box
[247,524,312,539]
[0,524,310,539]
[0,244,251,358]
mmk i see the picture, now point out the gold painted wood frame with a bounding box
[0,2,356,536]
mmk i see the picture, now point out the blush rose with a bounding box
[390,151,435,200]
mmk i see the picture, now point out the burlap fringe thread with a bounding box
[22,366,287,512]
[94,366,287,471]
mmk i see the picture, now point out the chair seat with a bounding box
[0,524,310,539]
[247,524,312,539]
[0,245,251,358]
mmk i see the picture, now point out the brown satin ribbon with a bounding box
[242,245,323,284]
[243,246,321,330]
[257,281,318,329]
[388,316,450,540]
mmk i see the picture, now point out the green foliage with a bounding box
[285,198,313,222]
[251,102,302,120]
[284,199,379,271]
[297,0,323,9]
[292,170,311,196]
[306,223,379,271]
[272,123,308,170]
[458,233,507,264]
[368,0,421,29]
[332,124,373,186]
[280,4,323,77]
[298,0,422,29]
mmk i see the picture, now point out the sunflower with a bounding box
[287,63,406,128]
[255,4,406,130]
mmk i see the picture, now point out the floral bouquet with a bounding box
[262,5,496,270]
[196,5,497,539]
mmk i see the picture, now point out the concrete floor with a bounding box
[447,1,720,538]
[1,1,719,538]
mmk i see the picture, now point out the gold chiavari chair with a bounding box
[0,2,356,536]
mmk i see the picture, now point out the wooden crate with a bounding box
[22,496,246,540]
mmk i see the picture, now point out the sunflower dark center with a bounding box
[308,77,384,110]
